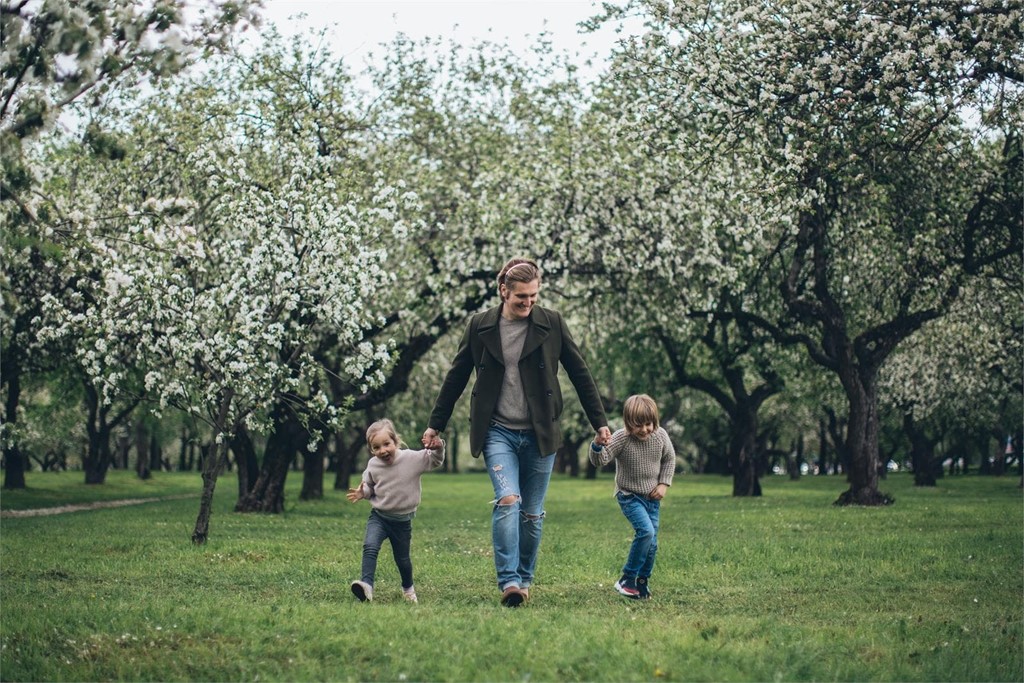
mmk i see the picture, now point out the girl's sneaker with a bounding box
[614,575,640,599]
[636,576,651,600]
[403,587,418,603]
[351,580,374,602]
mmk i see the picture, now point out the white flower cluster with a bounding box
[34,128,422,436]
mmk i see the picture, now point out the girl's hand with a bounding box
[422,428,442,449]
[346,486,364,503]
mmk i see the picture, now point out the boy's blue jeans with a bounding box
[616,492,660,578]
[483,423,555,591]
[361,509,414,590]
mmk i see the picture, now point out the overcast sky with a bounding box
[256,0,638,80]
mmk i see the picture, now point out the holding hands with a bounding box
[421,427,443,450]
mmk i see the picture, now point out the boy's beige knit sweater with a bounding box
[589,427,675,497]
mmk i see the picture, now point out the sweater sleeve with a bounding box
[590,428,626,468]
[658,428,676,486]
[426,440,446,470]
[361,466,376,497]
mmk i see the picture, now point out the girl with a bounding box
[348,419,445,603]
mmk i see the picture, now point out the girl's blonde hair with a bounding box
[497,258,540,299]
[623,394,660,431]
[365,418,406,450]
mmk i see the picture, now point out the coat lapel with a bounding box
[477,305,504,366]
[520,307,551,359]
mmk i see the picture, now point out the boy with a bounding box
[589,394,675,599]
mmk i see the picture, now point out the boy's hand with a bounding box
[346,486,365,503]
[649,484,668,500]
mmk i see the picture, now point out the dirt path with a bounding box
[0,494,196,518]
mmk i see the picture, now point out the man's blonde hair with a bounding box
[623,394,660,431]
[497,258,540,296]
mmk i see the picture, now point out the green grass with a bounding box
[0,470,200,510]
[1,471,1021,682]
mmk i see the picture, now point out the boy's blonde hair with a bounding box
[365,419,406,450]
[622,394,660,431]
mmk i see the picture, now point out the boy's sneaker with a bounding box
[614,575,641,599]
[351,580,374,602]
[403,587,418,603]
[636,576,651,600]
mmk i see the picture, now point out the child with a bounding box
[588,394,675,600]
[347,418,445,603]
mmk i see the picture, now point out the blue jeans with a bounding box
[617,492,660,578]
[483,423,555,591]
[361,509,414,590]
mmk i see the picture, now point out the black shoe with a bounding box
[636,576,651,600]
[614,575,641,599]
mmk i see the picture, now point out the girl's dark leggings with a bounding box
[361,509,414,589]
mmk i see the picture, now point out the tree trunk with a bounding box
[231,425,259,500]
[191,391,235,545]
[834,371,893,506]
[555,436,585,477]
[788,434,804,480]
[114,431,130,470]
[83,385,114,485]
[903,412,937,487]
[178,428,189,471]
[729,406,762,496]
[300,438,326,501]
[192,438,230,545]
[235,407,302,513]
[2,343,26,490]
[150,433,164,472]
[136,421,151,481]
[332,423,364,491]
[448,426,460,474]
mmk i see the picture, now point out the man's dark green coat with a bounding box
[428,304,608,457]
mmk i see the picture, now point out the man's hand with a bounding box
[422,427,443,449]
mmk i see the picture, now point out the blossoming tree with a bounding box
[594,0,1022,505]
[1,0,259,489]
[36,80,417,541]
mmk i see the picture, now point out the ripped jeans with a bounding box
[483,423,555,591]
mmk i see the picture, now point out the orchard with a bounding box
[2,0,1020,542]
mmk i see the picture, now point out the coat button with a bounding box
[539,362,545,368]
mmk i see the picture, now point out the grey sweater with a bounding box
[589,427,675,497]
[359,443,446,519]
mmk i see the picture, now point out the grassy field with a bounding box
[1,470,1021,682]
